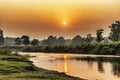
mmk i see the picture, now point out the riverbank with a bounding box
[22,42,120,55]
[1,42,120,55]
[0,49,84,80]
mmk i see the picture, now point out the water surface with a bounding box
[19,52,120,80]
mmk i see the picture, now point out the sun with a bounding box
[61,20,68,28]
[63,21,67,26]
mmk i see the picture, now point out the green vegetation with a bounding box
[15,35,30,45]
[0,49,83,80]
[31,39,39,46]
[0,49,39,74]
[22,42,120,55]
[86,34,94,44]
[0,72,83,80]
[96,29,104,42]
[0,29,4,45]
[109,21,120,42]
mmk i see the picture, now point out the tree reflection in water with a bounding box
[112,63,120,77]
[26,52,120,80]
[97,62,104,73]
[87,61,93,69]
[47,54,120,78]
[75,56,120,77]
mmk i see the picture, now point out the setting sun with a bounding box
[63,21,67,26]
[0,0,120,38]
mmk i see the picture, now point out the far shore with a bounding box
[2,42,120,55]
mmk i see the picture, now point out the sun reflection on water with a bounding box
[63,54,68,73]
[64,54,68,59]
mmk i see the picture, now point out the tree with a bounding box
[0,29,4,45]
[96,29,104,42]
[31,39,39,46]
[86,34,94,43]
[15,37,22,45]
[72,35,83,45]
[109,21,120,42]
[42,39,47,46]
[47,35,57,46]
[57,36,65,46]
[21,35,30,45]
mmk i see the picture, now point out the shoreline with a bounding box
[19,51,120,57]
[0,50,84,80]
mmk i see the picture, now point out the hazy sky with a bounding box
[0,0,120,39]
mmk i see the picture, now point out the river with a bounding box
[19,52,120,80]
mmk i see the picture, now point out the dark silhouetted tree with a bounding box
[0,29,4,45]
[31,39,39,46]
[15,37,22,45]
[72,35,83,45]
[109,21,120,42]
[98,62,104,73]
[42,39,47,46]
[96,29,104,42]
[57,36,65,46]
[86,34,94,43]
[47,35,57,46]
[21,35,30,45]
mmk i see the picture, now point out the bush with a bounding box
[0,49,12,55]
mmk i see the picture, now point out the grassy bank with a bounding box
[0,49,84,80]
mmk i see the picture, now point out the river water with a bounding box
[19,52,120,80]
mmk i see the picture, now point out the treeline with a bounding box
[14,21,120,46]
[0,21,120,47]
[22,42,120,55]
[0,21,120,54]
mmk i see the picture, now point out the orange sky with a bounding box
[0,0,120,39]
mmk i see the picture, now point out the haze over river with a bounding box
[20,52,120,80]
